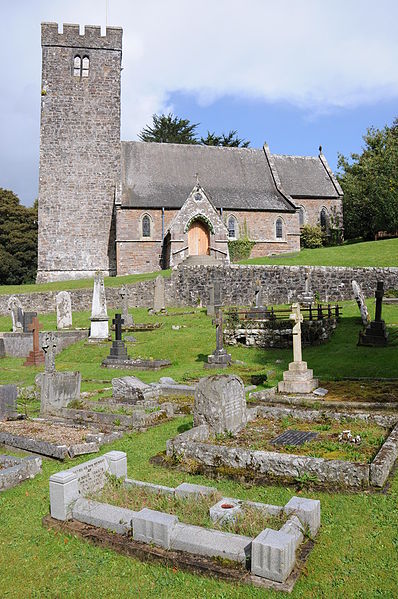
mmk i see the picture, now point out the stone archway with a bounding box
[188,219,210,256]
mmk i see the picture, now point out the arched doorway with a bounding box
[188,219,210,256]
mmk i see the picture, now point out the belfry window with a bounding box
[276,218,283,239]
[73,55,89,78]
[142,215,151,238]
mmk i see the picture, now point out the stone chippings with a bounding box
[0,454,42,491]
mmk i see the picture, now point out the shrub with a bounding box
[228,237,255,261]
[300,224,324,248]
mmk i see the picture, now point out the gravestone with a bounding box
[193,374,247,434]
[153,276,165,312]
[56,291,72,329]
[278,303,318,394]
[0,338,5,358]
[23,312,37,333]
[207,285,215,316]
[103,314,130,362]
[358,281,389,347]
[205,310,231,369]
[112,375,151,402]
[41,331,58,373]
[119,285,133,327]
[254,280,264,309]
[89,271,109,340]
[0,385,18,420]
[7,296,24,333]
[24,317,45,366]
[301,269,314,305]
[352,280,370,326]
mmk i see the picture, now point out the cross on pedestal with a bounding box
[358,281,388,347]
[289,303,303,363]
[113,314,124,341]
[213,309,224,352]
[41,331,57,373]
[24,316,45,366]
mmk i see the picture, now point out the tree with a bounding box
[138,113,199,144]
[0,189,37,284]
[338,119,398,240]
[201,129,250,147]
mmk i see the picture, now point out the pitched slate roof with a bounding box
[272,154,341,198]
[121,142,295,211]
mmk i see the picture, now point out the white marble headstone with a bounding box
[7,296,24,333]
[56,291,72,329]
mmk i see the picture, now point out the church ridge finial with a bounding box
[319,145,322,155]
[194,172,200,187]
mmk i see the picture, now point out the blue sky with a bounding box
[0,0,397,206]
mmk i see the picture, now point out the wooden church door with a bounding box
[188,220,210,255]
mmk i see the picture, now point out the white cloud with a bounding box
[1,0,397,201]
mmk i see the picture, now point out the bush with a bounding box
[228,237,255,261]
[300,225,324,249]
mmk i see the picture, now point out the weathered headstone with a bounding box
[0,385,18,420]
[193,374,247,433]
[112,376,151,402]
[254,280,263,309]
[23,312,37,333]
[89,271,109,340]
[41,331,58,373]
[153,276,165,312]
[205,310,231,369]
[278,303,318,394]
[7,296,24,333]
[358,281,389,347]
[56,291,72,329]
[24,317,45,366]
[207,285,215,316]
[352,280,370,326]
[119,285,133,327]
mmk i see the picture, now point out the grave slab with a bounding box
[175,482,217,499]
[72,498,136,534]
[171,523,251,564]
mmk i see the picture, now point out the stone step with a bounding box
[182,255,221,266]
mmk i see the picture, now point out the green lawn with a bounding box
[1,302,398,596]
[240,237,398,267]
[0,269,171,296]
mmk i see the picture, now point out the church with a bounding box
[36,23,343,282]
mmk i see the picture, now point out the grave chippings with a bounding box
[56,291,72,329]
[7,295,24,332]
[23,316,45,366]
[89,271,109,340]
[193,374,247,434]
[358,281,389,347]
[277,303,318,394]
[352,280,370,326]
[48,452,321,587]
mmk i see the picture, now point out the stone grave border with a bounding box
[0,454,42,491]
[0,424,122,460]
[166,406,398,490]
[46,451,320,591]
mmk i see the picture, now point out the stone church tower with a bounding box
[36,23,123,282]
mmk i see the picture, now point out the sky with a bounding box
[1,0,397,206]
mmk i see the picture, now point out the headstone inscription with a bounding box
[23,317,45,366]
[205,309,232,369]
[352,280,370,326]
[193,374,247,434]
[278,303,318,394]
[89,272,109,340]
[56,291,72,329]
[119,285,133,327]
[153,276,165,312]
[358,281,389,347]
[0,384,18,420]
[7,296,24,333]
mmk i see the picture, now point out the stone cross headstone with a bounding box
[113,314,124,341]
[193,374,247,434]
[206,310,232,368]
[278,303,318,394]
[7,296,24,333]
[352,280,370,326]
[0,384,18,420]
[214,280,222,310]
[358,281,389,347]
[301,269,314,305]
[41,331,58,373]
[119,285,133,327]
[89,271,109,340]
[24,317,45,366]
[103,313,130,363]
[56,291,72,329]
[153,275,165,312]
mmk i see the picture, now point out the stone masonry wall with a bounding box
[37,24,122,282]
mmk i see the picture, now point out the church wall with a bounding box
[37,24,122,282]
[292,197,343,229]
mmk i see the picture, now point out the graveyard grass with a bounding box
[1,300,398,597]
[239,237,398,267]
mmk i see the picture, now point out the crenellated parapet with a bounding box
[41,22,122,51]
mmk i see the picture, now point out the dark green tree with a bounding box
[338,119,398,240]
[0,189,38,285]
[138,113,199,144]
[201,129,250,147]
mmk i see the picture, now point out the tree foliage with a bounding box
[0,188,37,284]
[338,119,398,240]
[139,113,250,147]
